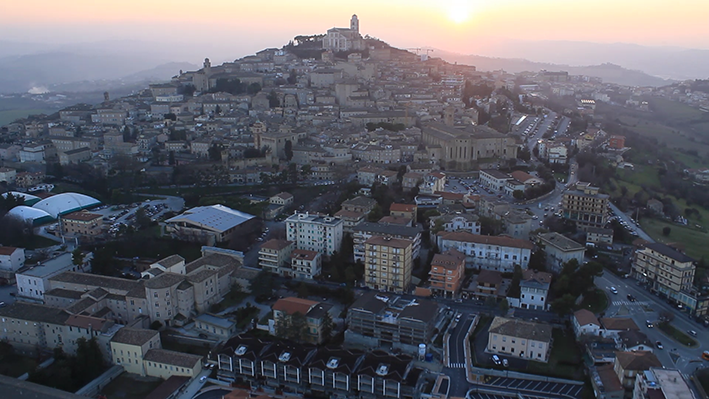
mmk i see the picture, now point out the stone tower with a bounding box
[443,106,455,126]
[103,91,110,102]
[350,14,359,33]
[203,58,211,74]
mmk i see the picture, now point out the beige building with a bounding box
[613,351,661,389]
[363,236,413,293]
[0,167,17,184]
[632,243,695,304]
[561,182,609,230]
[269,192,294,206]
[289,249,322,280]
[272,297,332,344]
[537,232,586,273]
[258,239,294,275]
[91,108,127,125]
[60,210,103,238]
[421,122,518,171]
[58,147,91,165]
[586,227,614,245]
[143,349,203,379]
[487,316,552,363]
[110,328,162,375]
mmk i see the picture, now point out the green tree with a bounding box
[368,204,383,222]
[168,150,176,165]
[267,90,280,108]
[287,69,297,84]
[71,248,85,267]
[512,190,525,200]
[135,207,151,229]
[297,282,310,298]
[662,226,671,236]
[208,144,224,162]
[320,311,334,343]
[284,140,293,161]
[250,271,276,300]
[247,82,262,95]
[550,294,577,315]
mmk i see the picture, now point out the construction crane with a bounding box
[406,48,434,61]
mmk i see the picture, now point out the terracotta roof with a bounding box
[259,239,293,251]
[65,314,111,331]
[477,270,502,285]
[144,349,203,368]
[438,231,534,250]
[574,309,600,327]
[431,249,465,270]
[522,269,552,284]
[111,327,159,346]
[390,203,416,213]
[0,246,20,255]
[510,170,537,183]
[334,209,366,219]
[272,297,318,316]
[291,249,319,261]
[435,191,464,200]
[596,364,623,392]
[489,316,552,342]
[601,317,640,331]
[274,192,293,200]
[61,211,102,222]
[614,351,661,371]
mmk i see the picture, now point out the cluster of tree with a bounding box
[197,195,268,218]
[274,310,334,344]
[260,163,301,185]
[28,338,106,393]
[365,122,406,132]
[209,78,261,96]
[549,259,604,315]
[244,145,270,159]
[462,81,494,107]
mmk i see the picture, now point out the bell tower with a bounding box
[203,58,212,74]
[350,14,359,33]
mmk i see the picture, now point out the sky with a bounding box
[2,0,709,61]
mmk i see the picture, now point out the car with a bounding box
[200,376,207,382]
[502,358,509,367]
[627,294,636,302]
[455,314,461,321]
[610,287,618,294]
[0,302,5,308]
[688,330,697,336]
[491,355,501,365]
[656,341,664,349]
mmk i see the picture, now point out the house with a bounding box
[288,249,322,280]
[195,313,237,339]
[389,203,417,224]
[618,330,653,352]
[586,228,614,245]
[429,213,481,237]
[537,232,586,273]
[341,196,378,214]
[573,309,601,338]
[487,316,552,362]
[272,297,332,344]
[467,270,504,300]
[601,318,640,338]
[510,170,543,187]
[258,239,294,275]
[270,192,294,207]
[436,231,534,273]
[518,270,552,310]
[428,249,466,298]
[333,209,367,233]
[590,363,624,399]
[357,166,382,187]
[613,351,661,389]
[143,349,204,379]
[0,246,25,272]
[377,170,399,186]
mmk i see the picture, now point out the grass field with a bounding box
[525,329,584,380]
[640,218,709,260]
[615,164,662,190]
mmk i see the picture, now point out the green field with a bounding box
[0,109,57,126]
[640,218,709,260]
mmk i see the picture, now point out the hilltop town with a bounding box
[1,14,708,399]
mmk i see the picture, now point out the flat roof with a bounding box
[166,204,255,234]
[21,252,74,278]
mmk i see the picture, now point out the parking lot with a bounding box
[483,377,584,399]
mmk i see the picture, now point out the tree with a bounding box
[550,293,576,315]
[208,144,223,162]
[164,113,177,121]
[247,83,262,95]
[512,190,525,200]
[250,271,276,300]
[662,226,671,236]
[72,248,85,267]
[215,104,222,115]
[284,140,293,161]
[135,208,151,229]
[267,90,280,108]
[368,204,383,222]
[287,69,297,84]
[168,150,175,166]
[320,311,334,343]
[297,282,310,298]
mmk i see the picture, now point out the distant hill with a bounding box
[433,49,674,87]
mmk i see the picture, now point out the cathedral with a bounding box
[322,15,365,52]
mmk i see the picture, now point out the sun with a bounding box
[445,0,473,24]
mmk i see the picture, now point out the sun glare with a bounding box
[446,0,473,24]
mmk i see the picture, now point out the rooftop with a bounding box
[615,351,661,371]
[601,317,640,331]
[538,232,585,252]
[165,204,255,233]
[365,235,413,249]
[431,249,465,270]
[20,252,75,278]
[438,231,534,250]
[144,349,203,368]
[50,271,143,294]
[111,327,159,346]
[0,302,69,325]
[644,242,694,263]
[260,239,293,251]
[273,297,319,316]
[489,316,552,342]
[574,309,600,327]
[195,313,235,329]
[353,222,423,237]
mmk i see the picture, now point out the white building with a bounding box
[487,316,552,363]
[572,309,601,338]
[436,231,533,273]
[548,145,568,164]
[322,15,364,52]
[285,213,343,256]
[16,252,92,300]
[479,169,512,192]
[290,249,322,280]
[0,247,25,271]
[430,213,481,237]
[537,232,586,273]
[518,270,552,310]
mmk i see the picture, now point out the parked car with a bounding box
[492,355,502,365]
[502,358,509,367]
[656,341,664,349]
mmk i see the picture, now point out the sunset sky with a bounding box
[2,0,708,59]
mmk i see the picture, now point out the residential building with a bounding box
[613,351,661,389]
[272,297,332,344]
[258,239,294,275]
[334,209,367,233]
[165,204,258,245]
[429,213,481,237]
[285,212,344,257]
[537,232,586,273]
[0,167,17,184]
[389,203,417,224]
[306,347,365,396]
[467,270,504,300]
[58,147,91,165]
[518,270,552,310]
[346,291,443,348]
[352,222,423,262]
[195,314,237,339]
[586,228,614,245]
[548,145,568,164]
[510,171,543,187]
[289,249,322,279]
[590,363,624,399]
[562,182,610,230]
[633,368,694,399]
[0,246,25,271]
[487,316,552,362]
[632,243,695,306]
[502,210,534,239]
[357,166,382,187]
[418,172,446,195]
[601,318,640,339]
[572,309,601,338]
[60,210,103,239]
[436,231,534,273]
[363,236,413,293]
[608,136,625,150]
[428,249,465,298]
[618,330,653,352]
[16,252,91,300]
[270,192,294,207]
[143,349,203,379]
[91,108,127,125]
[479,169,512,192]
[341,196,378,214]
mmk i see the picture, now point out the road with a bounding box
[448,314,475,368]
[609,202,654,243]
[595,271,707,378]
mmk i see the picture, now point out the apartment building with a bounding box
[632,243,695,305]
[60,210,103,239]
[436,231,533,273]
[487,316,552,363]
[363,236,413,293]
[633,368,694,399]
[429,213,481,237]
[272,297,332,344]
[341,196,378,214]
[613,351,662,389]
[258,239,294,275]
[353,223,423,263]
[562,182,609,230]
[285,213,344,257]
[537,232,586,273]
[346,292,442,348]
[518,270,552,310]
[289,249,322,279]
[389,203,417,224]
[428,249,466,298]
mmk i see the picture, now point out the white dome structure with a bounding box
[2,191,41,206]
[7,205,54,225]
[32,192,101,218]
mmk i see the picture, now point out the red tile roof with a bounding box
[437,231,534,250]
[272,297,318,316]
[389,203,416,213]
[0,246,19,256]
